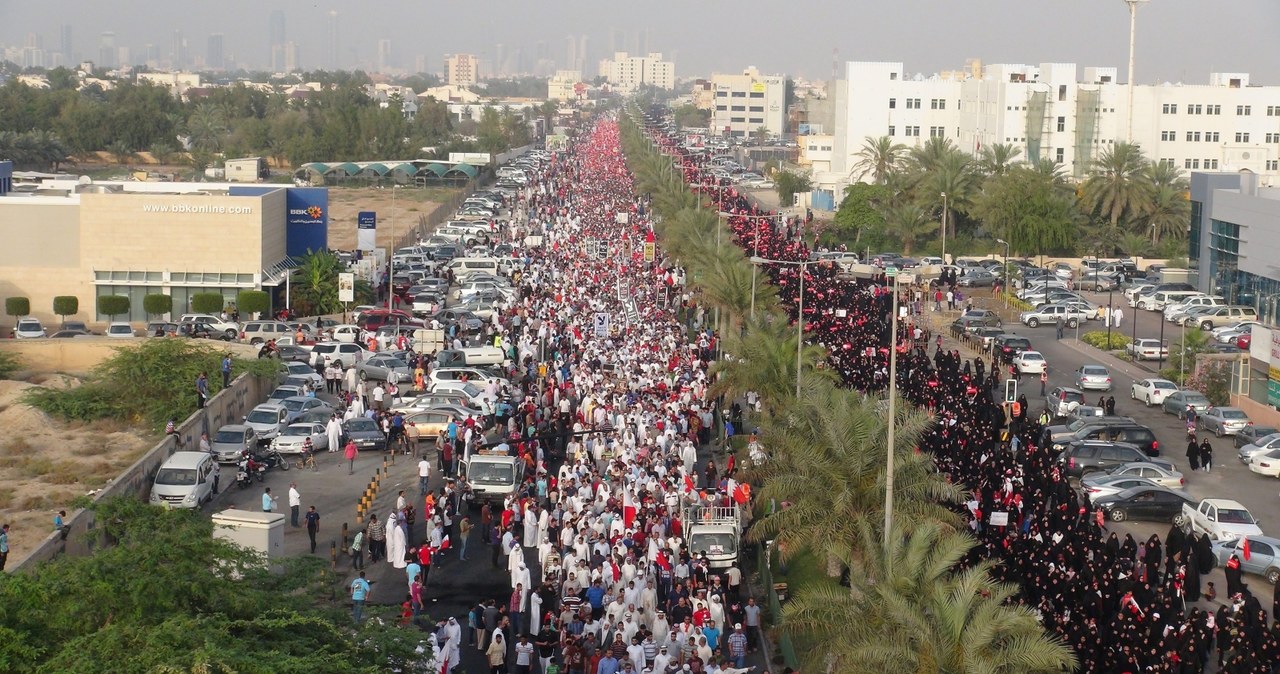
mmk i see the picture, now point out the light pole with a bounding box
[750,256,810,397]
[940,192,949,265]
[995,238,1010,310]
[884,270,901,537]
[725,212,776,320]
[1124,0,1149,141]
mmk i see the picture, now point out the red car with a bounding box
[358,308,415,331]
[1237,334,1251,350]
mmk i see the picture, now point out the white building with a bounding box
[136,71,202,98]
[444,53,480,87]
[709,67,787,138]
[598,52,674,93]
[821,60,1280,202]
[548,70,584,102]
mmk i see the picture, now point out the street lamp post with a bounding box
[995,238,1010,310]
[884,270,901,537]
[940,192,949,265]
[750,256,810,397]
[724,212,776,320]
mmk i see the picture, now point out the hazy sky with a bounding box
[1,0,1276,84]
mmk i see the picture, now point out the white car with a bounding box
[12,318,45,338]
[1123,284,1154,302]
[271,422,329,454]
[1239,433,1280,462]
[1012,350,1048,374]
[1213,321,1262,343]
[1249,448,1280,477]
[1131,378,1179,406]
[329,324,362,343]
[105,322,136,338]
[178,313,240,338]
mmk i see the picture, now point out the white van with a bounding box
[1143,290,1202,311]
[435,346,505,367]
[462,451,520,508]
[150,451,217,509]
[446,257,500,280]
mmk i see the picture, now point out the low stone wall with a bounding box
[11,372,273,570]
[0,338,260,376]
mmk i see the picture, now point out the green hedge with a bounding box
[52,296,79,320]
[190,293,225,315]
[5,297,30,317]
[1080,331,1131,350]
[96,295,131,319]
[142,294,173,317]
[1007,296,1034,312]
[236,290,271,316]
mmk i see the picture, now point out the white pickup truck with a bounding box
[683,502,745,569]
[1181,498,1264,541]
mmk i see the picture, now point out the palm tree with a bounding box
[925,152,979,242]
[783,521,1078,674]
[690,245,780,330]
[1143,180,1191,245]
[289,250,349,316]
[905,136,959,175]
[749,382,964,576]
[853,136,907,184]
[1081,142,1152,245]
[708,316,835,413]
[107,140,136,166]
[880,202,937,255]
[186,104,229,153]
[975,142,1022,178]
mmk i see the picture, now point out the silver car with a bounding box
[271,422,329,454]
[1197,406,1252,437]
[1075,365,1112,391]
[356,353,413,384]
[1080,474,1161,498]
[1239,433,1280,462]
[211,424,257,463]
[1104,461,1186,489]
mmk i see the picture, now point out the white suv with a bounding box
[310,341,369,368]
[180,313,239,339]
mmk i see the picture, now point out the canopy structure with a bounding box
[444,163,479,179]
[324,162,360,177]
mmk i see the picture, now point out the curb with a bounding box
[1056,338,1160,380]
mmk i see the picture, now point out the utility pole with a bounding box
[1124,0,1149,141]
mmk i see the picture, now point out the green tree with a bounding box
[830,183,892,245]
[236,290,272,316]
[853,135,906,185]
[773,171,812,207]
[1141,162,1191,245]
[289,251,372,316]
[973,166,1077,257]
[975,142,1023,178]
[709,314,837,413]
[1082,142,1152,247]
[880,201,936,256]
[96,295,130,319]
[782,521,1077,673]
[190,292,226,315]
[1162,328,1211,386]
[52,296,79,325]
[106,139,135,165]
[671,103,710,129]
[5,297,30,318]
[142,293,173,318]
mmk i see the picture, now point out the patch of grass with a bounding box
[0,487,14,508]
[1,437,32,457]
[20,493,52,510]
[71,444,110,457]
[44,461,86,485]
[18,456,54,479]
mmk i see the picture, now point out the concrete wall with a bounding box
[10,371,273,570]
[0,338,260,376]
[80,192,268,272]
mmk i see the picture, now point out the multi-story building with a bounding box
[444,53,480,87]
[709,67,787,139]
[819,60,1280,203]
[598,52,674,94]
[548,71,584,102]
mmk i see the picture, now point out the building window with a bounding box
[1188,104,1203,115]
[904,126,920,137]
[1267,133,1280,143]
[1160,158,1176,167]
[821,145,831,151]
[1206,159,1219,169]
[1206,132,1220,142]
[1056,148,1065,163]
[1161,130,1176,141]
[1185,159,1200,169]
[888,98,896,109]
[1208,105,1221,115]
[1058,84,1067,101]
[1268,160,1279,171]
[930,98,946,110]
[1056,116,1066,132]
[749,106,764,113]
[749,117,764,124]
[731,105,745,112]
[715,105,727,111]
[1237,105,1252,116]
[1186,131,1201,142]
[905,98,921,109]
[731,91,746,97]
[1236,132,1250,143]
[730,117,745,123]
[715,91,728,97]
[1162,103,1178,114]
[929,126,945,138]
[1269,106,1280,116]
[748,91,764,98]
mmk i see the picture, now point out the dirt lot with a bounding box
[0,378,153,563]
[326,186,461,251]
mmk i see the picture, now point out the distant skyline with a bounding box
[0,0,1276,83]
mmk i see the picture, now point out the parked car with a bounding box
[342,417,386,451]
[1236,426,1280,450]
[1197,406,1252,437]
[1194,306,1259,330]
[1075,365,1113,391]
[12,318,45,339]
[1019,304,1087,328]
[1105,462,1186,489]
[281,361,324,388]
[1213,321,1261,343]
[1161,390,1212,418]
[1247,448,1280,477]
[1131,378,1178,406]
[105,322,136,338]
[1095,486,1196,523]
[1057,440,1151,478]
[1126,339,1169,361]
[271,423,329,454]
[1053,423,1160,457]
[957,270,998,287]
[210,424,257,463]
[1209,535,1280,583]
[953,310,1002,329]
[243,403,290,443]
[1182,498,1263,541]
[277,396,333,423]
[993,334,1032,360]
[356,353,413,383]
[1080,474,1163,499]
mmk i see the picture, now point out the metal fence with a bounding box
[754,542,800,670]
[392,178,479,251]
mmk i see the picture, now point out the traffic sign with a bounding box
[885,266,899,277]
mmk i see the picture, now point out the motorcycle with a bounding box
[250,447,289,474]
[235,455,252,489]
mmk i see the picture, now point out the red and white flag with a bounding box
[623,488,637,528]
[1243,537,1252,561]
[440,535,451,551]
[683,474,695,494]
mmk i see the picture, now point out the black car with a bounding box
[177,322,220,339]
[433,309,484,331]
[1041,416,1137,446]
[275,344,312,363]
[1053,423,1160,457]
[49,329,91,338]
[1095,487,1196,523]
[993,334,1032,360]
[342,417,386,451]
[1236,425,1280,449]
[1056,440,1150,478]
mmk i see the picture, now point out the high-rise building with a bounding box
[327,10,340,70]
[565,36,576,73]
[98,32,116,68]
[710,67,788,138]
[59,24,72,62]
[144,43,159,65]
[268,10,286,71]
[494,43,505,76]
[609,29,623,56]
[283,42,300,72]
[207,34,224,70]
[578,36,589,73]
[599,52,675,93]
[414,54,428,75]
[171,30,187,69]
[377,39,393,73]
[444,53,480,87]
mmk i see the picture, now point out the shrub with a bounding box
[190,292,225,315]
[142,294,173,318]
[236,290,271,316]
[96,295,131,319]
[1007,297,1034,312]
[1080,331,1131,350]
[5,297,30,317]
[53,296,79,322]
[0,351,21,379]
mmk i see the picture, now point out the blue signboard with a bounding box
[357,211,376,229]
[229,186,329,258]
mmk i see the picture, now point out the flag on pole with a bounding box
[683,474,695,494]
[623,488,637,528]
[1243,537,1252,561]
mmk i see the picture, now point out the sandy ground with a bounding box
[326,186,460,251]
[0,378,153,563]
